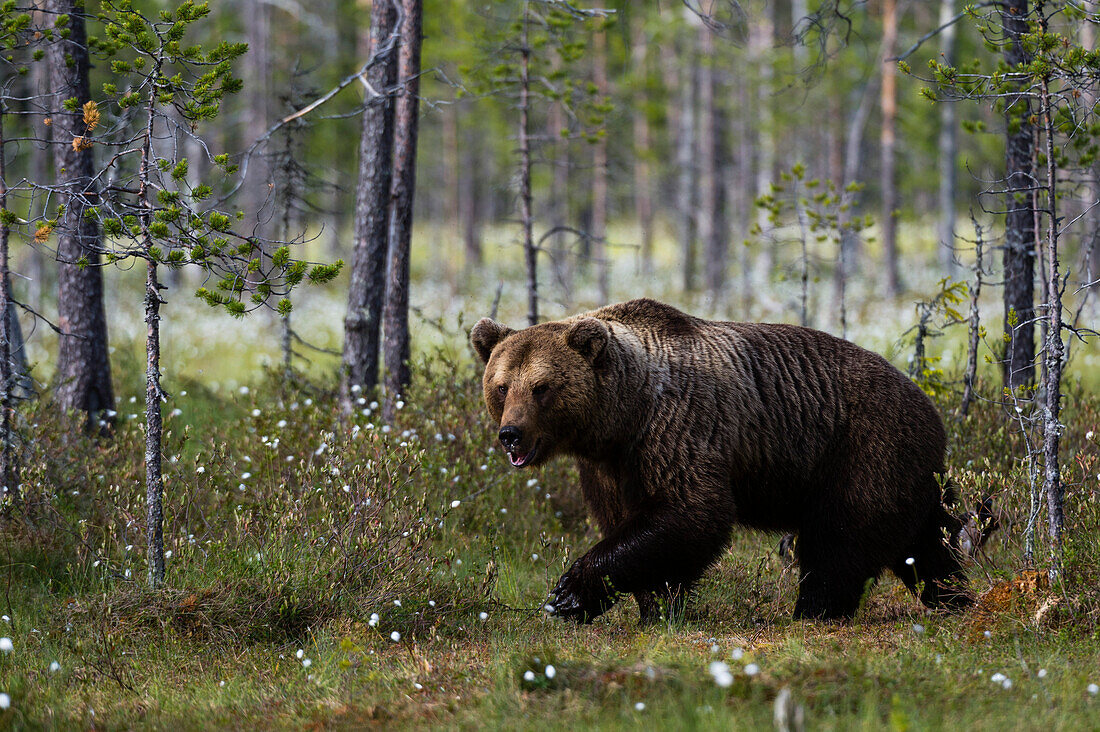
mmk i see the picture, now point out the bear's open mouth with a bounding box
[507,440,539,468]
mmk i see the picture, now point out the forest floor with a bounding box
[3,356,1100,730]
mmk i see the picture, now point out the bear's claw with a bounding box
[548,558,616,623]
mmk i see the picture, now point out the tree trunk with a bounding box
[547,95,572,304]
[1001,0,1036,390]
[937,0,959,273]
[0,109,18,502]
[342,0,399,405]
[698,28,727,298]
[459,105,482,275]
[520,2,538,326]
[960,217,984,416]
[242,0,272,239]
[382,0,422,417]
[751,5,776,281]
[880,0,901,296]
[632,15,654,277]
[27,14,50,311]
[592,28,610,305]
[45,0,114,425]
[138,81,166,588]
[676,42,698,293]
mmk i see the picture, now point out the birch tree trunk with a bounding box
[519,1,537,325]
[0,109,17,502]
[382,0,422,416]
[45,0,114,425]
[342,0,399,405]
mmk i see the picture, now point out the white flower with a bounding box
[545,664,556,679]
[523,670,536,682]
[479,612,489,621]
[370,401,379,410]
[428,601,436,608]
[393,599,402,607]
[369,613,380,627]
[710,644,720,654]
[239,386,250,395]
[1089,683,1099,696]
[351,384,362,394]
[1037,669,1048,679]
[296,649,304,659]
[1002,678,1012,690]
[709,661,733,687]
[1086,431,1095,441]
[304,399,313,406]
[390,631,401,642]
[730,648,744,661]
[165,550,172,559]
[169,408,182,418]
[527,478,538,487]
[744,663,760,676]
[991,673,1006,683]
[905,557,915,566]
[302,658,312,668]
[180,390,187,396]
[0,693,9,709]
[479,464,487,471]
[381,425,392,434]
[49,661,60,673]
[0,637,12,653]
[343,485,351,493]
[241,472,251,480]
[196,466,205,474]
[531,554,539,561]
[277,420,287,429]
[396,400,404,410]
[451,500,461,508]
[984,630,992,639]
[635,702,646,711]
[1,615,8,623]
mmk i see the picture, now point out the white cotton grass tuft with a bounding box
[744,663,761,677]
[450,500,461,508]
[479,612,489,621]
[49,661,60,673]
[730,647,744,661]
[1088,683,1099,696]
[0,693,9,709]
[302,658,312,668]
[544,665,556,679]
[369,613,380,627]
[0,637,12,653]
[1037,669,1048,679]
[296,649,304,659]
[912,624,925,635]
[905,557,915,566]
[635,702,646,711]
[523,670,536,682]
[390,631,401,642]
[708,661,733,687]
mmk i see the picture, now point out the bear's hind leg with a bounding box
[892,507,972,611]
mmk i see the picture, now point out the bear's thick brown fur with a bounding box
[471,298,974,623]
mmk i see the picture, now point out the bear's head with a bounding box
[470,316,610,468]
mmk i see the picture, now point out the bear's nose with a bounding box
[499,425,522,451]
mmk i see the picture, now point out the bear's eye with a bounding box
[497,384,508,397]
[531,383,550,397]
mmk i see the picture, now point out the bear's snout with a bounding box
[499,425,522,452]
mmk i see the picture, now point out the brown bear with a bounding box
[470,298,976,623]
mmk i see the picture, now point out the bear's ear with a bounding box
[565,317,609,362]
[470,318,513,364]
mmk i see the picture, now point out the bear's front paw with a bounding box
[547,557,616,623]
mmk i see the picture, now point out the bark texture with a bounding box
[46,0,114,422]
[382,0,422,413]
[342,0,399,402]
[1001,0,1037,389]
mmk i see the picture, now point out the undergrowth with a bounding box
[1,350,1099,729]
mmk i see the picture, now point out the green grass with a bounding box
[2,355,1100,730]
